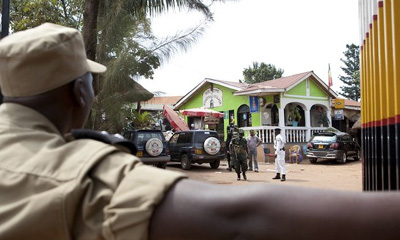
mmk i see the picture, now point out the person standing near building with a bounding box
[230,129,248,180]
[247,129,262,172]
[272,128,286,181]
[225,130,233,171]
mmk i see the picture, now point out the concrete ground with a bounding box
[166,157,363,192]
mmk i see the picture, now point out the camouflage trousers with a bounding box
[232,154,248,174]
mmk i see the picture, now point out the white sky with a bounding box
[140,0,360,97]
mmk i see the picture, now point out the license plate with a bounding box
[318,145,324,149]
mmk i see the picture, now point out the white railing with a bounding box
[241,126,328,143]
[285,127,308,143]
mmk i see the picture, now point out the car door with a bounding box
[176,132,192,156]
[345,134,357,156]
[168,133,180,160]
[342,134,354,155]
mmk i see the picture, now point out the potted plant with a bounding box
[317,111,331,127]
[289,106,302,126]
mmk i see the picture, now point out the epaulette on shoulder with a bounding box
[70,129,136,154]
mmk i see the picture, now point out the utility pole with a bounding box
[0,0,10,104]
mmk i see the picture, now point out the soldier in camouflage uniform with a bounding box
[226,125,240,171]
[230,129,248,180]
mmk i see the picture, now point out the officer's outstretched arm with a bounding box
[150,179,400,240]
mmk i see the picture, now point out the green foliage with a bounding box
[7,0,84,31]
[242,62,284,84]
[289,106,302,121]
[125,110,154,130]
[339,44,360,101]
[6,0,231,132]
[317,111,330,127]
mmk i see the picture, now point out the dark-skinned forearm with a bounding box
[149,180,400,240]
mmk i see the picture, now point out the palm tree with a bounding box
[83,0,229,132]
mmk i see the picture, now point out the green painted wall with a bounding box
[264,95,280,109]
[180,84,249,111]
[265,95,274,103]
[309,80,326,97]
[287,80,306,96]
[179,84,252,137]
[178,78,329,139]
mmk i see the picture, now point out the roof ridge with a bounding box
[255,71,313,86]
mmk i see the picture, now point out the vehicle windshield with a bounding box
[194,131,218,143]
[311,135,337,143]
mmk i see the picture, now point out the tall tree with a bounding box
[242,62,284,84]
[88,0,221,132]
[6,0,227,132]
[339,43,360,101]
[7,0,83,30]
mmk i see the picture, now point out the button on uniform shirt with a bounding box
[0,103,185,240]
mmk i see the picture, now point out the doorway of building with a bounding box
[238,105,251,127]
[271,104,279,126]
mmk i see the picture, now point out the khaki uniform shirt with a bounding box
[0,103,186,240]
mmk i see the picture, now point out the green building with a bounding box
[173,71,359,144]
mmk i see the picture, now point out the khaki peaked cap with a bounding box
[0,23,106,97]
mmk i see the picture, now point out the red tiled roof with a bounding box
[142,96,182,105]
[206,78,248,89]
[256,71,312,89]
[344,99,361,107]
[235,71,312,93]
[331,98,360,107]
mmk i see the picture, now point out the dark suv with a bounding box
[306,132,361,164]
[123,130,169,169]
[168,130,225,170]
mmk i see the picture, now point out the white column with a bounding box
[326,110,332,127]
[278,107,285,138]
[304,108,311,140]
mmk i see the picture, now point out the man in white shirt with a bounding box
[273,128,286,181]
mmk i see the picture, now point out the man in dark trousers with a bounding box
[225,130,233,171]
[230,129,248,180]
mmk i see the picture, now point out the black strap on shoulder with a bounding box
[71,129,136,154]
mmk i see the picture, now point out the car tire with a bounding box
[145,138,163,157]
[309,158,317,164]
[203,137,221,155]
[354,149,361,161]
[155,162,167,169]
[181,154,191,170]
[338,152,347,164]
[210,160,220,169]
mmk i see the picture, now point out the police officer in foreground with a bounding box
[272,128,286,181]
[1,23,400,240]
